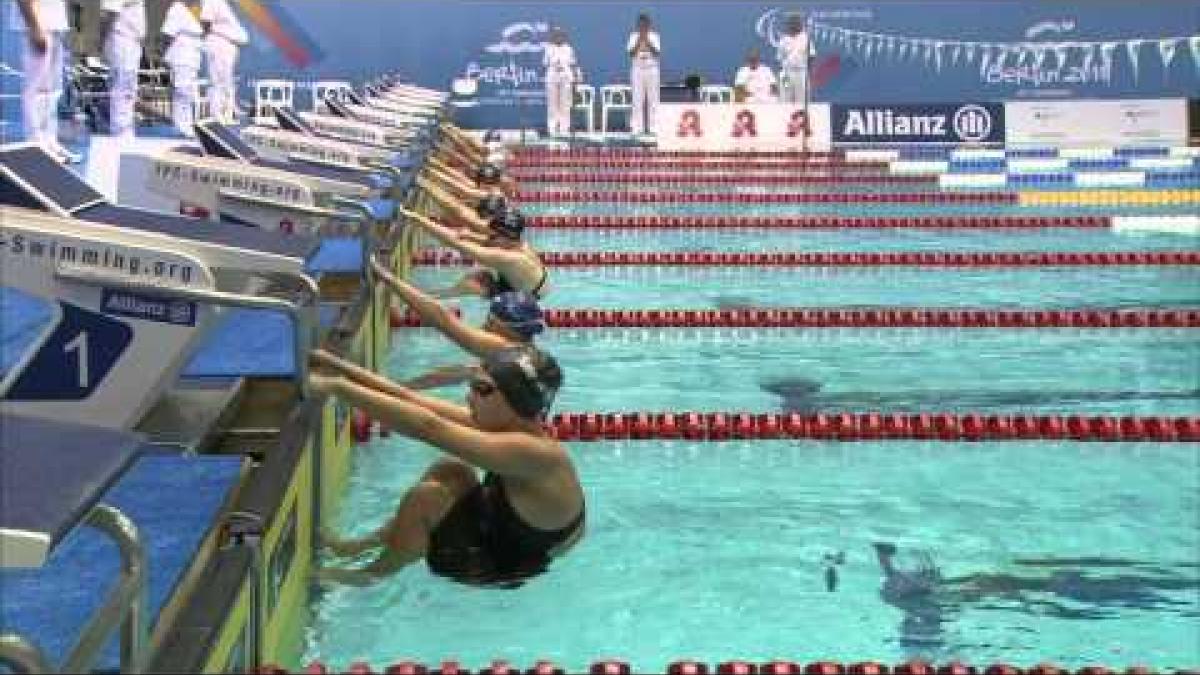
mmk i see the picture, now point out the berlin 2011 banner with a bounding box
[94,0,1200,130]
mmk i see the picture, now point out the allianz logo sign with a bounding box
[838,104,997,142]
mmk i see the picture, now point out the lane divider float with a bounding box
[351,409,1200,443]
[413,250,1200,268]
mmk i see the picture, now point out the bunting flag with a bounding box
[801,20,1197,84]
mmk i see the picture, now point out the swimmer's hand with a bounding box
[309,374,344,398]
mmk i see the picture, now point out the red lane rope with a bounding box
[260,661,1169,675]
[511,148,847,159]
[510,171,934,186]
[391,307,1200,329]
[526,215,1110,229]
[413,250,1200,267]
[515,190,1017,204]
[545,412,1200,442]
[508,159,889,170]
[347,409,1200,443]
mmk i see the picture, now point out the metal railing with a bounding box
[0,504,147,674]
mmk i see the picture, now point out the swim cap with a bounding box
[476,194,508,220]
[476,162,503,184]
[489,291,545,340]
[489,209,526,240]
[486,150,508,169]
[482,347,562,419]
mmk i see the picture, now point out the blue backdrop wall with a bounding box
[1,0,1197,132]
[232,0,1200,128]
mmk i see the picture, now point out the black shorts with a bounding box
[425,485,546,589]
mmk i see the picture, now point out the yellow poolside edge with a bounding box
[1019,189,1200,206]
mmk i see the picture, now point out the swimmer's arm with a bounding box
[317,550,407,587]
[374,260,501,354]
[402,364,478,390]
[427,275,486,300]
[16,1,42,37]
[405,209,514,264]
[416,180,491,234]
[310,361,475,427]
[329,380,558,476]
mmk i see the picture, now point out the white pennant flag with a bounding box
[864,35,876,61]
[965,43,976,64]
[1190,36,1200,76]
[1157,38,1179,75]
[951,43,962,65]
[924,40,934,67]
[1081,42,1096,74]
[979,45,993,76]
[1100,42,1118,75]
[886,36,896,60]
[1053,42,1071,70]
[1032,45,1048,71]
[898,40,909,60]
[934,41,945,72]
[1126,39,1144,82]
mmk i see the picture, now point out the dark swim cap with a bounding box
[481,347,562,419]
[489,209,526,240]
[476,194,508,220]
[489,291,545,340]
[476,162,503,183]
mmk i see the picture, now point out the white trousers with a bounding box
[781,66,809,105]
[104,34,142,138]
[545,75,573,135]
[205,35,239,124]
[630,62,659,135]
[22,31,65,148]
[170,63,199,136]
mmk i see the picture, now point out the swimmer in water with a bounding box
[402,207,550,300]
[313,346,584,588]
[372,257,545,390]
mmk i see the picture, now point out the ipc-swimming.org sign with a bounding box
[831,103,1005,144]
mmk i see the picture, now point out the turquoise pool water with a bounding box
[305,192,1199,670]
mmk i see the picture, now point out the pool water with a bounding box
[304,188,1200,670]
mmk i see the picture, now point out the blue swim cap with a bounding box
[476,162,503,183]
[489,209,526,240]
[476,194,508,220]
[489,291,545,339]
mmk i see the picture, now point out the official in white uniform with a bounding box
[201,0,249,124]
[626,13,661,136]
[160,0,204,137]
[12,0,78,161]
[543,27,581,137]
[777,14,815,105]
[733,49,778,104]
[99,0,146,140]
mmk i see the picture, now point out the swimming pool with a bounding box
[303,165,1200,671]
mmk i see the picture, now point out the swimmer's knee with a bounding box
[419,460,478,500]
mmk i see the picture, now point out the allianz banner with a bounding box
[831,103,1005,144]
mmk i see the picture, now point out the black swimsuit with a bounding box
[477,266,548,299]
[426,473,584,588]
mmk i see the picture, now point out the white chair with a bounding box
[253,79,294,124]
[699,85,734,104]
[310,80,354,112]
[600,84,633,133]
[192,78,212,121]
[573,84,595,133]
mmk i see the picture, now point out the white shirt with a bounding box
[201,0,248,45]
[778,32,813,70]
[626,30,661,66]
[161,2,204,67]
[9,0,69,32]
[543,43,577,80]
[734,64,778,103]
[101,0,146,40]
